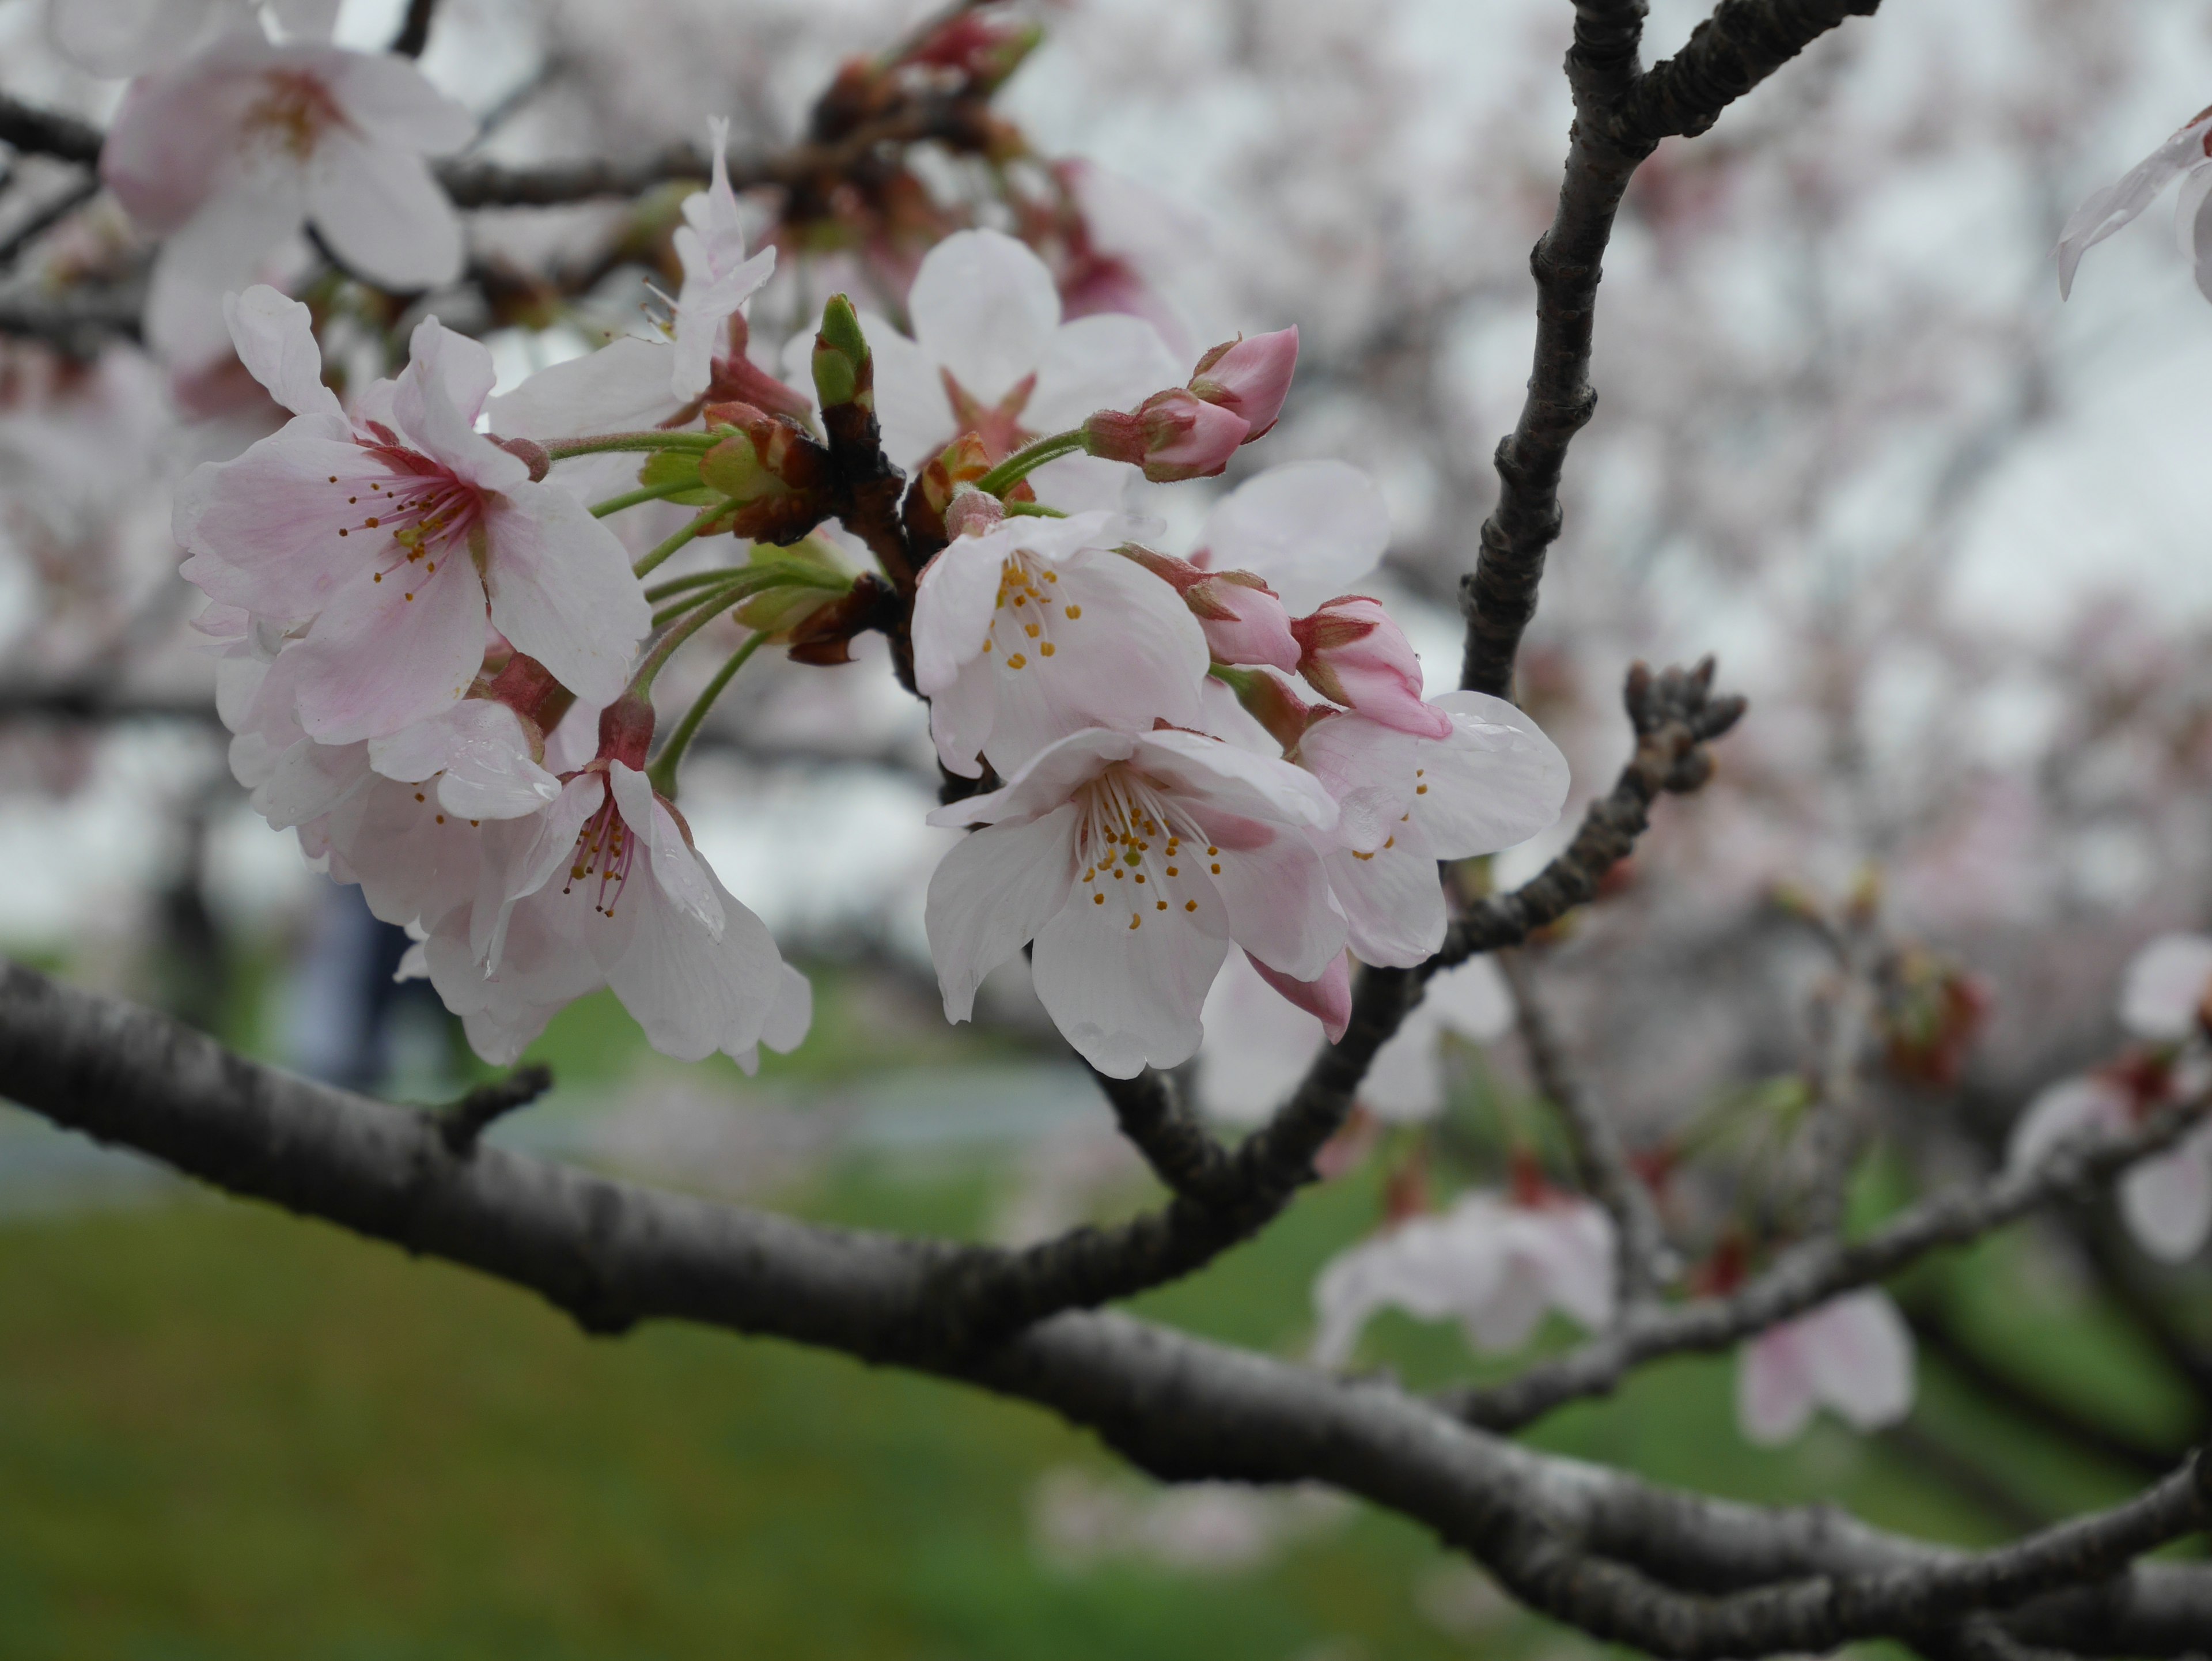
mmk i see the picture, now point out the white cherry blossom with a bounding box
[1294,694,1571,968]
[48,0,335,80]
[2058,105,2212,301]
[175,289,649,742]
[1312,1187,1615,1367]
[909,509,1209,778]
[925,725,1342,1077]
[101,32,473,364]
[1736,1289,1915,1446]
[1191,460,1391,620]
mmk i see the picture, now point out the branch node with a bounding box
[438,1063,554,1155]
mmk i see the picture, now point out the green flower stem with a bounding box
[646,631,770,799]
[973,429,1086,497]
[634,502,735,578]
[590,478,711,519]
[1005,500,1068,519]
[543,431,722,461]
[632,567,853,691]
[645,567,752,604]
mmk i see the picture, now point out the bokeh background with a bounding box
[5,0,2212,1655]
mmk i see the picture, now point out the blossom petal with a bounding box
[308,137,464,292]
[908,228,1060,404]
[482,484,650,707]
[1324,823,1446,968]
[2118,932,2212,1042]
[1204,821,1344,982]
[1737,1326,1816,1446]
[2008,1074,2131,1169]
[1130,728,1339,831]
[1199,461,1390,617]
[175,428,390,622]
[224,285,342,418]
[604,869,783,1062]
[1197,949,1327,1123]
[1032,852,1228,1077]
[610,761,724,939]
[393,318,513,476]
[2058,123,2212,298]
[325,47,476,154]
[1418,693,1573,857]
[925,803,1080,1021]
[1025,312,1182,431]
[1800,1291,1915,1432]
[51,0,224,79]
[490,337,681,441]
[2119,1129,2212,1262]
[143,183,305,365]
[1295,713,1421,851]
[929,728,1136,829]
[289,557,486,742]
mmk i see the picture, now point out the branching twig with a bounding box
[391,0,439,58]
[438,1063,554,1155]
[0,92,103,166]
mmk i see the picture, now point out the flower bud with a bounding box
[942,485,1006,540]
[1290,597,1452,739]
[811,294,873,415]
[1081,389,1248,482]
[1188,326,1297,440]
[1120,546,1298,671]
[1212,664,1324,751]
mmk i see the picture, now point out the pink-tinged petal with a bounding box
[911,532,1009,694]
[1249,951,1350,1044]
[325,777,483,926]
[908,228,1061,403]
[1527,1205,1616,1332]
[1324,822,1447,968]
[368,701,559,820]
[1799,1291,1915,1432]
[670,129,775,402]
[2058,120,2212,298]
[1295,713,1422,852]
[394,317,511,474]
[1198,949,1327,1122]
[476,774,604,965]
[264,0,339,41]
[2119,933,2212,1042]
[481,484,649,708]
[2008,1074,2133,1169]
[1025,312,1182,433]
[1188,326,1298,438]
[609,762,724,939]
[490,338,681,441]
[604,868,783,1062]
[2119,1127,2212,1262]
[1188,577,1300,672]
[1363,1005,1447,1119]
[252,733,372,828]
[974,548,1211,778]
[1205,822,1344,983]
[926,656,998,781]
[1032,854,1230,1077]
[99,35,265,230]
[307,135,463,292]
[289,557,486,742]
[143,185,306,366]
[223,285,341,418]
[929,728,1137,830]
[459,1000,559,1066]
[1420,691,1573,856]
[1198,461,1390,618]
[1463,1263,1550,1352]
[735,962,815,1069]
[51,0,226,79]
[1027,452,1135,514]
[174,427,385,620]
[1130,728,1339,831]
[925,803,1080,1022]
[325,47,475,155]
[1738,1326,1816,1446]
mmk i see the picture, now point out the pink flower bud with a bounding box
[1290,597,1453,739]
[1122,546,1299,671]
[1082,390,1249,482]
[1188,326,1298,440]
[1249,950,1350,1043]
[943,486,1006,540]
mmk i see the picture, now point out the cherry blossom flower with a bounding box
[1736,1289,1915,1446]
[488,119,781,442]
[908,509,1209,778]
[1295,694,1571,967]
[1311,1187,1615,1367]
[175,289,649,743]
[101,32,474,363]
[1196,951,1509,1124]
[48,0,334,80]
[2008,932,2212,1261]
[925,725,1342,1077]
[426,722,806,1067]
[2057,105,2212,300]
[783,228,1181,510]
[1292,597,1452,739]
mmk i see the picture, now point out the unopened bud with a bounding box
[944,486,1006,539]
[1081,389,1248,482]
[1188,326,1298,440]
[1121,546,1298,670]
[812,294,873,415]
[1213,664,1323,751]
[1290,596,1452,739]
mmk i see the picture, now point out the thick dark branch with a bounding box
[1446,1090,2212,1431]
[391,0,439,57]
[1087,1066,1238,1205]
[2,957,2208,1659]
[1616,0,1883,142]
[0,92,103,165]
[438,1064,554,1155]
[1502,948,1674,1303]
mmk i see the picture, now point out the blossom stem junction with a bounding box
[542,431,724,461]
[590,478,715,519]
[973,428,1086,498]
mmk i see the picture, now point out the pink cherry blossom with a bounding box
[1080,389,1248,483]
[1294,694,1571,967]
[925,726,1343,1077]
[1187,327,1298,440]
[1290,597,1452,740]
[427,747,805,1067]
[2058,105,2212,300]
[908,509,1210,778]
[782,228,1182,510]
[175,289,649,743]
[1736,1289,1915,1446]
[488,118,779,441]
[101,32,473,363]
[2010,1065,2212,1262]
[1311,1188,1615,1367]
[2118,932,2212,1041]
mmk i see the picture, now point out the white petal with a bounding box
[2057,124,2210,298]
[1130,728,1339,831]
[1025,313,1183,431]
[2008,1074,2131,1169]
[429,704,563,820]
[479,774,603,966]
[2119,1129,2212,1262]
[910,533,1007,694]
[288,557,486,743]
[1362,1002,1447,1121]
[908,229,1060,403]
[1421,693,1573,857]
[394,318,512,472]
[482,484,651,707]
[326,48,476,154]
[929,728,1135,829]
[1196,949,1325,1123]
[224,286,342,418]
[253,735,372,828]
[308,135,463,292]
[924,804,1080,1021]
[1205,822,1344,982]
[2118,933,2212,1042]
[605,869,783,1062]
[51,0,225,78]
[1324,826,1446,968]
[611,761,724,939]
[1296,713,1421,852]
[1199,461,1391,616]
[489,337,681,441]
[1427,956,1513,1042]
[143,186,304,366]
[1737,1326,1816,1446]
[1032,856,1229,1077]
[1800,1291,1915,1432]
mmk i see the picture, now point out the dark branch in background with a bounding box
[1501,948,1675,1303]
[0,285,142,355]
[438,1064,554,1155]
[1460,0,1883,697]
[1444,1088,2212,1431]
[0,172,101,273]
[0,91,103,166]
[391,0,440,58]
[2,958,2209,1659]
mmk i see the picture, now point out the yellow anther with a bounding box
[1040,642,1055,657]
[1006,653,1027,669]
[1156,901,1166,911]
[1025,623,1040,638]
[1064,604,1081,619]
[1093,892,1105,905]
[1128,914,1140,929]
[1210,862,1221,873]
[1184,900,1198,912]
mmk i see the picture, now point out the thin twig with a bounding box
[438,1064,555,1155]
